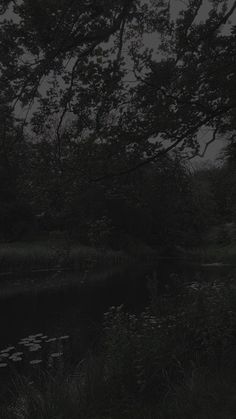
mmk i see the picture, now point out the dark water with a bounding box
[0,261,235,384]
[0,264,152,383]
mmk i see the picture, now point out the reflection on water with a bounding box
[30,359,42,365]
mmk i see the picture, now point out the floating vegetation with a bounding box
[50,352,63,358]
[29,345,41,352]
[30,359,42,365]
[45,338,57,343]
[22,343,35,347]
[9,353,21,359]
[0,331,70,373]
[1,347,14,353]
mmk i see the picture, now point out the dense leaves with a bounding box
[1,0,236,160]
[1,0,236,244]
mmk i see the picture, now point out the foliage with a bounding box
[101,276,236,399]
[2,274,236,418]
[2,366,236,418]
[1,0,236,246]
[212,160,236,223]
[1,0,236,168]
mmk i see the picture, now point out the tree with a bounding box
[1,0,236,180]
[212,139,236,222]
[128,0,236,165]
[1,0,236,246]
[0,117,34,241]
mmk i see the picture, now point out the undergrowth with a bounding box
[1,275,236,418]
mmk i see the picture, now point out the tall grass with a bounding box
[0,362,236,419]
[1,275,236,418]
[2,347,236,418]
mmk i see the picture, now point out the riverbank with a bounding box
[187,243,236,265]
[0,240,159,274]
[2,362,236,419]
[0,265,130,300]
[0,240,158,299]
[1,273,236,419]
[0,241,127,274]
[1,238,236,418]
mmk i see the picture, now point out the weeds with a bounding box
[2,275,236,418]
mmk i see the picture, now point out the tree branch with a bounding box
[90,103,236,181]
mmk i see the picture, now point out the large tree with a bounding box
[1,0,236,179]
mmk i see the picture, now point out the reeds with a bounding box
[1,350,236,419]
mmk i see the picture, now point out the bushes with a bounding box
[100,278,236,400]
[102,306,170,397]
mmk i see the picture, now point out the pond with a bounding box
[0,260,235,389]
[0,264,152,385]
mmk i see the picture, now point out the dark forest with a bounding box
[1,1,236,417]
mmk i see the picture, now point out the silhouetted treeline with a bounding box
[1,133,235,250]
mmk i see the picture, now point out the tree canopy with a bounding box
[1,0,236,243]
[1,0,236,179]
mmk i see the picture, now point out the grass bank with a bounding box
[187,223,236,264]
[187,243,236,264]
[0,241,127,275]
[2,360,236,419]
[0,240,158,276]
[0,240,158,300]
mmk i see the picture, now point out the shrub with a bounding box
[100,278,236,400]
